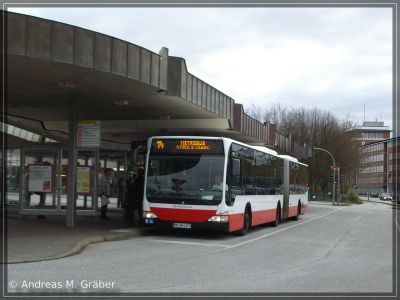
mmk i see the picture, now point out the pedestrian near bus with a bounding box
[133,168,145,225]
[117,175,126,208]
[125,177,136,225]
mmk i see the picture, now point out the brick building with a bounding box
[348,121,392,195]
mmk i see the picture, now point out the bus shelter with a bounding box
[5,146,132,219]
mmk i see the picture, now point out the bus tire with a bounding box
[237,208,251,236]
[272,204,280,227]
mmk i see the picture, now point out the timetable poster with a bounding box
[77,166,91,194]
[28,164,53,192]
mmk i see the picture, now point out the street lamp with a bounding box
[314,147,336,205]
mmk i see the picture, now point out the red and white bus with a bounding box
[142,136,308,235]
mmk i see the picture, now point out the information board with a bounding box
[151,139,224,155]
[28,164,53,192]
[77,121,100,148]
[77,166,91,194]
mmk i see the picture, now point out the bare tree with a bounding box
[247,103,360,194]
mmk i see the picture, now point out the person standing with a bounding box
[117,175,126,208]
[125,177,136,225]
[132,168,145,226]
[100,168,112,220]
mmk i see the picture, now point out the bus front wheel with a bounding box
[237,209,251,236]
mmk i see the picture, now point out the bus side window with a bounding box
[242,158,255,195]
[227,158,241,205]
[231,158,240,177]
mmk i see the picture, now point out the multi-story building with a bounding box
[349,121,392,195]
[351,121,391,147]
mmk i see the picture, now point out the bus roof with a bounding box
[252,146,278,156]
[278,154,308,167]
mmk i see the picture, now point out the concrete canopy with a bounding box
[7,53,232,146]
[5,11,311,158]
[6,12,255,147]
[8,55,217,121]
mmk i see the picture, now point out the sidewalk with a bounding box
[310,198,395,206]
[359,196,395,206]
[5,199,395,264]
[4,210,143,264]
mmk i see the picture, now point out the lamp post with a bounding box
[314,147,336,205]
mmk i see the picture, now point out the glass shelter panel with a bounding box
[99,152,127,209]
[60,149,98,211]
[77,150,97,210]
[22,149,58,210]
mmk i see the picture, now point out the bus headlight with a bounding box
[208,215,229,223]
[143,211,158,219]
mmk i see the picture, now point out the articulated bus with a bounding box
[142,136,308,235]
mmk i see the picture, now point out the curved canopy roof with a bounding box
[5,11,311,160]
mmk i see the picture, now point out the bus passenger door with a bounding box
[227,158,241,206]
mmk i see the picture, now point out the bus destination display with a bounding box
[151,139,224,154]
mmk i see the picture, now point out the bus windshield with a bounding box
[146,155,225,205]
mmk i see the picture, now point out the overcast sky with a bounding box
[9,6,393,130]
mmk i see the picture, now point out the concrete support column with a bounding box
[66,95,78,227]
[159,47,169,92]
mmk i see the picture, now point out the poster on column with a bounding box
[77,120,100,148]
[77,166,91,194]
[28,164,53,192]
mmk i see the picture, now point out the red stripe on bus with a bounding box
[228,213,243,232]
[288,205,298,218]
[229,208,277,231]
[149,207,217,222]
[251,208,276,226]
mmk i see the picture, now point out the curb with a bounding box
[361,199,395,206]
[312,200,395,207]
[6,230,142,264]
[309,201,334,206]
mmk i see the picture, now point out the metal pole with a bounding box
[333,170,336,205]
[123,152,128,208]
[337,167,340,202]
[314,147,336,205]
[386,143,389,194]
[94,149,99,223]
[83,154,88,209]
[66,95,78,227]
[19,148,25,218]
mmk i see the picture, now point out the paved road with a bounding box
[7,202,394,294]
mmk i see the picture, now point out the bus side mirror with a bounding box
[231,158,240,177]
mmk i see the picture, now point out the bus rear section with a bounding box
[281,155,309,219]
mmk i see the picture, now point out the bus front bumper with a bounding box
[143,218,230,232]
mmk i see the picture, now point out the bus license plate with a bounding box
[172,223,191,229]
